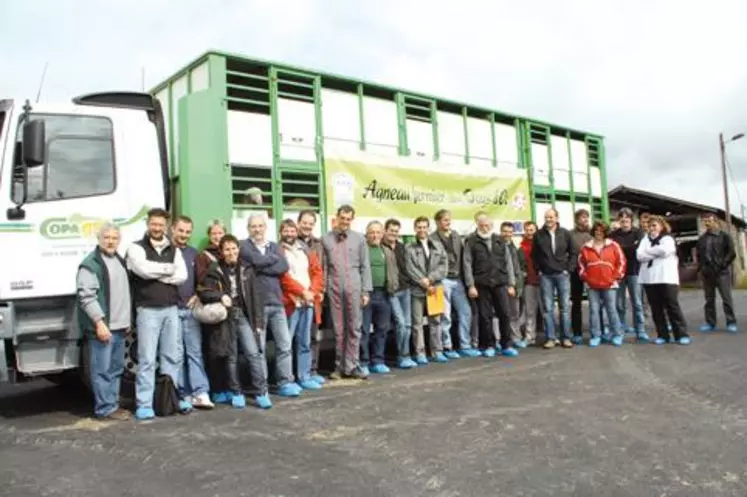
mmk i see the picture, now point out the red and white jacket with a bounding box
[577,239,626,290]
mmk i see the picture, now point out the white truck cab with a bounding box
[0,92,169,383]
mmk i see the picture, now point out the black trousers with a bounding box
[703,272,736,326]
[571,272,585,336]
[644,284,689,340]
[476,284,512,349]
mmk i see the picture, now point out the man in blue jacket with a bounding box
[240,215,302,397]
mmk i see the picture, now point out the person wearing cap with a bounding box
[610,208,650,342]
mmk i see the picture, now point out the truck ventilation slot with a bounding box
[226,58,270,114]
[231,164,272,210]
[276,72,314,104]
[587,139,601,168]
[403,96,432,123]
[280,170,321,211]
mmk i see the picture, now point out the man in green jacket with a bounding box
[76,222,132,420]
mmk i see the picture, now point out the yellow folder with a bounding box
[426,285,445,317]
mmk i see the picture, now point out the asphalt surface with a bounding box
[2,290,747,497]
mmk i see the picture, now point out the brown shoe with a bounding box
[543,340,556,349]
[328,371,342,381]
[562,339,574,348]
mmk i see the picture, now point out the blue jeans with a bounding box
[540,272,571,340]
[89,330,126,417]
[617,275,645,332]
[361,289,392,366]
[441,278,472,350]
[177,308,209,397]
[265,304,294,387]
[589,288,624,338]
[288,306,314,382]
[390,289,412,360]
[232,312,268,395]
[135,306,182,410]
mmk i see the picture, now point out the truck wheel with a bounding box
[121,330,139,402]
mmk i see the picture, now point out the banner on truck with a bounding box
[324,154,531,234]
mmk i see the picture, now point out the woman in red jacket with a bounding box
[578,221,627,347]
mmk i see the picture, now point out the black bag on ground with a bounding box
[154,373,180,417]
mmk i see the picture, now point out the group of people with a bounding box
[76,203,738,421]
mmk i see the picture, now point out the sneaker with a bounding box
[543,340,556,349]
[360,365,370,376]
[300,379,323,390]
[444,350,461,360]
[589,337,601,348]
[626,326,637,334]
[514,340,528,349]
[654,337,668,345]
[311,374,326,385]
[99,408,132,421]
[328,371,342,381]
[726,323,739,333]
[699,323,716,333]
[502,347,519,358]
[231,394,246,409]
[571,336,584,345]
[255,394,273,409]
[414,355,429,365]
[433,352,449,363]
[678,336,692,345]
[178,399,193,414]
[211,391,231,405]
[348,368,369,380]
[398,357,417,369]
[483,348,496,358]
[192,392,215,409]
[135,406,155,421]
[277,383,302,397]
[370,364,390,374]
[636,332,651,343]
[562,339,574,349]
[611,335,624,347]
[459,348,482,358]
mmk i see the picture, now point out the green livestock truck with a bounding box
[0,50,609,385]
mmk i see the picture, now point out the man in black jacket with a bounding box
[464,214,520,357]
[697,213,738,333]
[532,208,576,349]
[610,208,650,341]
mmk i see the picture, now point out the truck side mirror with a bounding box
[22,119,46,167]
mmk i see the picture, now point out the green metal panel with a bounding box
[396,92,408,155]
[177,90,232,248]
[461,107,470,165]
[357,83,366,151]
[565,131,576,211]
[489,113,497,167]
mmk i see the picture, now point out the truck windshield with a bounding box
[11,114,115,204]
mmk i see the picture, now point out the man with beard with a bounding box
[171,216,214,409]
[240,215,302,397]
[322,205,372,380]
[278,219,325,390]
[296,210,326,384]
[76,222,132,420]
[464,214,519,357]
[126,208,189,420]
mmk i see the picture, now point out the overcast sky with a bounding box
[2,0,746,215]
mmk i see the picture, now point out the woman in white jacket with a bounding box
[636,215,691,345]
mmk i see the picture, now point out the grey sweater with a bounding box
[76,254,131,330]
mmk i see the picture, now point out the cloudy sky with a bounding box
[2,0,746,215]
